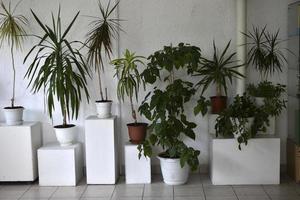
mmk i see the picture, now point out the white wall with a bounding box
[0,0,290,172]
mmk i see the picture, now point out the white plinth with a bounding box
[125,143,151,184]
[38,143,83,186]
[0,122,42,182]
[85,115,118,184]
[210,136,280,185]
[208,114,219,135]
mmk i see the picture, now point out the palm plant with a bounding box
[85,0,121,101]
[0,0,28,107]
[24,9,90,127]
[111,49,146,123]
[194,40,244,96]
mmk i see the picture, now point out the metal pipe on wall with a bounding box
[236,0,247,95]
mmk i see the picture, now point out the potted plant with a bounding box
[0,1,28,125]
[192,40,244,114]
[85,0,121,118]
[138,43,201,185]
[111,49,147,144]
[24,9,90,146]
[215,94,258,150]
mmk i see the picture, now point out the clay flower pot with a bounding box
[210,96,227,114]
[127,123,148,144]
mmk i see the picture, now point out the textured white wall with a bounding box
[0,0,290,172]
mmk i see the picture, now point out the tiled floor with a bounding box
[0,174,299,200]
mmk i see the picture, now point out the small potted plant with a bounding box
[215,94,258,150]
[85,0,122,118]
[0,1,28,125]
[138,43,201,185]
[192,40,244,114]
[111,49,147,144]
[24,9,90,146]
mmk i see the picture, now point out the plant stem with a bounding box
[10,40,16,107]
[216,84,222,96]
[130,96,137,123]
[62,105,67,126]
[97,66,104,101]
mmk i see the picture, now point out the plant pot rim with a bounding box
[210,96,227,99]
[157,155,180,161]
[54,124,76,129]
[127,122,148,127]
[95,100,113,103]
[4,106,24,110]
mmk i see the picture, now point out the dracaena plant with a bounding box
[111,49,146,123]
[138,43,201,171]
[85,0,121,101]
[244,26,288,80]
[0,0,28,107]
[24,9,90,127]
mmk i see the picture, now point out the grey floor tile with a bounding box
[51,186,86,198]
[174,185,204,197]
[205,196,238,200]
[143,184,173,197]
[21,186,57,199]
[82,185,115,198]
[233,185,266,196]
[204,185,236,197]
[143,197,173,200]
[237,196,270,200]
[112,185,143,197]
[270,195,300,200]
[263,185,299,196]
[111,196,142,200]
[175,196,205,200]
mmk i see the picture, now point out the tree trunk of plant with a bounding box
[10,41,16,108]
[216,84,222,96]
[130,96,137,123]
[97,66,104,101]
[62,105,67,126]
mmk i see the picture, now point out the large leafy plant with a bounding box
[192,40,244,96]
[0,1,28,107]
[138,43,201,171]
[85,0,121,101]
[111,49,146,123]
[24,9,90,127]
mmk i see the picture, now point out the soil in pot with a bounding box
[54,124,76,129]
[127,123,148,144]
[4,106,24,109]
[95,100,113,103]
[210,96,227,114]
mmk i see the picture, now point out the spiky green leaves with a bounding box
[24,9,90,125]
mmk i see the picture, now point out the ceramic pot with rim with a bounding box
[158,155,190,185]
[210,96,227,114]
[95,100,112,118]
[3,106,24,126]
[54,124,77,146]
[127,123,148,144]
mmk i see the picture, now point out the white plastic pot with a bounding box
[54,125,76,146]
[230,117,254,138]
[95,101,112,118]
[3,107,24,126]
[158,156,190,185]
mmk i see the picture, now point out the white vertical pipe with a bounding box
[236,0,247,95]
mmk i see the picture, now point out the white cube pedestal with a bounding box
[125,143,151,184]
[0,122,42,182]
[85,116,118,184]
[38,143,83,186]
[210,136,280,185]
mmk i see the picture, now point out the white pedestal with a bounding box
[208,114,219,135]
[38,143,83,186]
[210,136,280,185]
[0,122,42,182]
[125,143,151,184]
[85,115,118,184]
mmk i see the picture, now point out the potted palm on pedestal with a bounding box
[0,1,28,125]
[85,0,121,118]
[111,49,147,144]
[24,9,90,146]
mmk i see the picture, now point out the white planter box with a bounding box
[85,115,118,184]
[38,143,83,186]
[210,136,280,185]
[208,114,219,135]
[0,122,42,181]
[125,143,151,184]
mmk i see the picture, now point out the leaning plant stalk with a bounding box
[10,39,16,107]
[96,66,104,100]
[216,84,222,97]
[130,96,137,124]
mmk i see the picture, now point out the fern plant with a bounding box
[24,9,90,127]
[0,0,28,107]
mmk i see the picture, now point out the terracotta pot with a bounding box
[210,96,227,114]
[127,123,148,144]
